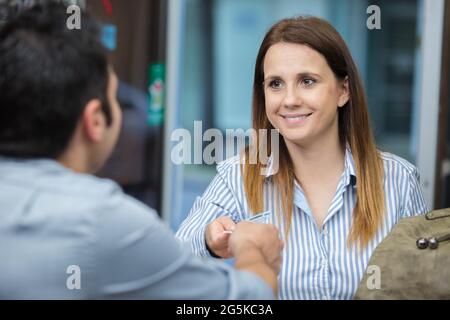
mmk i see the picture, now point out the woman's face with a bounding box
[263,42,349,148]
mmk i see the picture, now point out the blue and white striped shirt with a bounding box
[175,148,429,300]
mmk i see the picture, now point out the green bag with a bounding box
[354,208,450,299]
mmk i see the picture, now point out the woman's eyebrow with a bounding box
[264,71,322,81]
[297,72,322,79]
[263,75,281,81]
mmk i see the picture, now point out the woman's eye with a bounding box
[301,78,316,86]
[269,79,283,89]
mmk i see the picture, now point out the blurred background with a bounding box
[1,0,449,232]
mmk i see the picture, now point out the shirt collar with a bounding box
[0,156,69,176]
[263,145,357,188]
[263,155,276,178]
[343,146,357,188]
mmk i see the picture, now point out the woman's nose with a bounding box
[283,84,302,109]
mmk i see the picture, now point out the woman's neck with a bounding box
[285,136,345,185]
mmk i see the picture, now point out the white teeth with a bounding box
[285,116,307,120]
[283,114,311,121]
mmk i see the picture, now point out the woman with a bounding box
[176,16,428,300]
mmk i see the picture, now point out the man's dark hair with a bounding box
[0,2,112,159]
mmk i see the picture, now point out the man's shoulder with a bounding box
[67,175,159,224]
[0,158,158,223]
[0,158,120,197]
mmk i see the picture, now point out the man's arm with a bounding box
[92,195,276,299]
[234,247,278,295]
[229,221,283,296]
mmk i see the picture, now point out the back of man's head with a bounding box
[0,2,111,159]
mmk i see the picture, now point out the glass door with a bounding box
[163,0,446,229]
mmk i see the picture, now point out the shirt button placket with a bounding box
[320,226,330,300]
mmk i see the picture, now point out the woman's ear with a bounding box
[82,99,106,143]
[338,76,350,107]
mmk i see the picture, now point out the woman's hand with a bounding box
[205,216,236,258]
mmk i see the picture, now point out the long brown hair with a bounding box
[243,16,385,248]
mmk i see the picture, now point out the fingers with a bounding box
[264,238,283,273]
[216,216,236,232]
[273,256,282,274]
[206,217,283,262]
[278,239,284,252]
[210,227,231,243]
[206,217,236,258]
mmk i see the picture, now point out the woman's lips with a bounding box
[281,113,313,125]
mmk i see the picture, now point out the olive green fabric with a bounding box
[354,208,450,300]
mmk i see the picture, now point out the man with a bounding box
[0,3,283,299]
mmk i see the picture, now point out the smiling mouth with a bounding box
[281,113,313,121]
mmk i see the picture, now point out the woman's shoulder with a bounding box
[379,150,419,178]
[212,155,245,194]
[216,154,243,174]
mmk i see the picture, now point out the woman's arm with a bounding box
[175,168,241,257]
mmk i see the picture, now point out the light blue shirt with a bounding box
[0,157,273,300]
[175,148,429,300]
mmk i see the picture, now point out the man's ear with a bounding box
[338,76,350,108]
[82,99,106,143]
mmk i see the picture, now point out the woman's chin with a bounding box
[281,134,310,147]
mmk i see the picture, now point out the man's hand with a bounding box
[229,222,284,274]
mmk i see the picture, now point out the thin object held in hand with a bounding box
[223,211,272,234]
